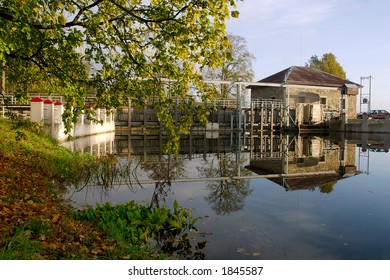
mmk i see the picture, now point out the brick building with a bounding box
[248,66,362,126]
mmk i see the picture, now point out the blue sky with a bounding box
[226,0,390,111]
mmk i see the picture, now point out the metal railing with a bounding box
[251,99,283,109]
[0,94,64,105]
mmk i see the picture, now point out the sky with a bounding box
[226,0,390,111]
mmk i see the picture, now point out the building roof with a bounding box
[269,173,343,192]
[246,165,357,192]
[272,165,358,191]
[248,66,362,88]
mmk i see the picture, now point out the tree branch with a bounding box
[0,7,14,22]
[107,0,189,24]
[69,0,105,27]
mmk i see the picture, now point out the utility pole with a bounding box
[360,76,373,113]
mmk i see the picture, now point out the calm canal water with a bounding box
[64,131,390,260]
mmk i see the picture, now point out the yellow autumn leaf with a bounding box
[51,213,61,223]
[231,11,240,18]
[59,13,67,26]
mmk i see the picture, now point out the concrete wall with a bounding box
[251,87,284,100]
[30,97,115,142]
[330,115,390,134]
[346,117,390,133]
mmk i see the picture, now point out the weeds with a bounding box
[0,225,41,260]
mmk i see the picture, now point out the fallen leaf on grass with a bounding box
[51,213,61,224]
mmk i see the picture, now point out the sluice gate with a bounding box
[115,98,287,133]
[245,99,284,132]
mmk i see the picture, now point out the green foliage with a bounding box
[10,119,44,140]
[1,0,242,152]
[306,53,346,79]
[74,200,202,258]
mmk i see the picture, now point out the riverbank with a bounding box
[0,118,172,259]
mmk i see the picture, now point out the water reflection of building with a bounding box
[61,131,115,156]
[247,134,358,191]
[115,132,240,158]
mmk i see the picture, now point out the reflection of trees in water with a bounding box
[140,155,206,259]
[70,153,206,259]
[71,154,186,207]
[94,154,129,188]
[69,153,139,198]
[319,182,336,194]
[161,239,207,260]
[140,154,185,208]
[206,179,252,215]
[198,153,253,215]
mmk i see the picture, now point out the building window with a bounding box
[320,97,327,105]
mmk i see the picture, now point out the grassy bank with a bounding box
[0,118,198,259]
[0,118,107,259]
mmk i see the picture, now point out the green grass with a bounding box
[0,225,41,260]
[0,118,96,187]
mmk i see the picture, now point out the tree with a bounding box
[306,55,321,69]
[306,53,346,79]
[0,0,241,152]
[202,33,255,98]
[197,153,253,215]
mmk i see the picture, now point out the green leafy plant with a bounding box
[74,200,205,259]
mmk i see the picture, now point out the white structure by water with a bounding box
[30,97,115,142]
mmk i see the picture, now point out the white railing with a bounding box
[251,99,283,109]
[142,97,239,109]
